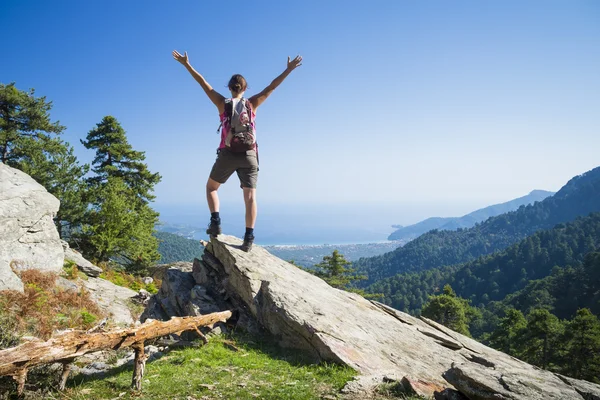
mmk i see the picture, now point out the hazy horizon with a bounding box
[153,186,559,245]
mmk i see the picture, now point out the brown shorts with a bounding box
[209,148,259,188]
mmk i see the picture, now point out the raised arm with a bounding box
[172,50,225,113]
[249,55,302,110]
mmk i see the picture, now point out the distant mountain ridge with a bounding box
[355,166,600,285]
[388,190,554,241]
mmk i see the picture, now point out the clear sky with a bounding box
[2,0,599,225]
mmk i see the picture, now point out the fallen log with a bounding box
[0,311,232,394]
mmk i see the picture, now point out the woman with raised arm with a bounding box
[172,50,302,251]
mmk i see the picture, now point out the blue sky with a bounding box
[2,0,599,226]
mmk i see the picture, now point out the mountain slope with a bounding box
[356,166,600,284]
[388,190,554,240]
[367,212,600,316]
[155,231,204,263]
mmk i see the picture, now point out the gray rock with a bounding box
[555,374,600,400]
[56,276,79,292]
[142,262,223,321]
[0,164,64,291]
[142,277,153,285]
[203,234,600,399]
[132,289,151,305]
[81,277,137,326]
[434,388,469,400]
[63,246,103,277]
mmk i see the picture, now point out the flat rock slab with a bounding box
[204,234,600,399]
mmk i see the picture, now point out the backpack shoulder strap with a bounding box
[224,98,233,119]
[243,98,253,124]
[216,98,233,134]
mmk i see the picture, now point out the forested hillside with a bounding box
[368,213,600,317]
[356,166,600,284]
[155,231,204,263]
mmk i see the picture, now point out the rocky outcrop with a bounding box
[142,261,226,333]
[193,234,600,399]
[0,164,64,292]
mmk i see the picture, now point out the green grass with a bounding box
[60,333,357,400]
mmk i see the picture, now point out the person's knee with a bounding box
[243,188,256,204]
[207,179,220,192]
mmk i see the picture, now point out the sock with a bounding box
[245,227,254,237]
[211,212,220,223]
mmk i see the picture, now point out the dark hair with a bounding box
[228,74,247,93]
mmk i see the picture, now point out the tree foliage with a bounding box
[560,308,600,382]
[421,285,480,336]
[81,177,160,268]
[368,213,600,317]
[77,116,162,271]
[312,250,365,289]
[80,116,161,204]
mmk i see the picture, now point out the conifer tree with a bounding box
[79,116,161,270]
[83,177,160,268]
[312,250,366,290]
[517,308,564,370]
[421,285,480,337]
[80,116,160,204]
[487,308,527,356]
[560,308,600,382]
[0,83,64,166]
[45,141,89,239]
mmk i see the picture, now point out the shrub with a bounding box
[63,260,79,280]
[0,270,105,345]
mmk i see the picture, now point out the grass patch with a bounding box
[62,333,357,400]
[99,266,160,294]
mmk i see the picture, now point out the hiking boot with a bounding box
[241,233,254,252]
[206,218,222,237]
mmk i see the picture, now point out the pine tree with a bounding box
[0,82,64,165]
[312,250,367,290]
[80,116,161,204]
[488,308,527,356]
[45,141,89,239]
[560,308,600,382]
[517,308,564,370]
[78,116,161,271]
[421,285,480,337]
[82,177,160,269]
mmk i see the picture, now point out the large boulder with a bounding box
[141,261,223,323]
[197,234,600,400]
[0,163,64,292]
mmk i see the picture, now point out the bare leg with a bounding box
[206,178,221,213]
[243,187,257,228]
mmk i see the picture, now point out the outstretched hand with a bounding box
[172,50,189,65]
[287,55,303,71]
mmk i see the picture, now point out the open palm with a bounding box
[172,50,188,65]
